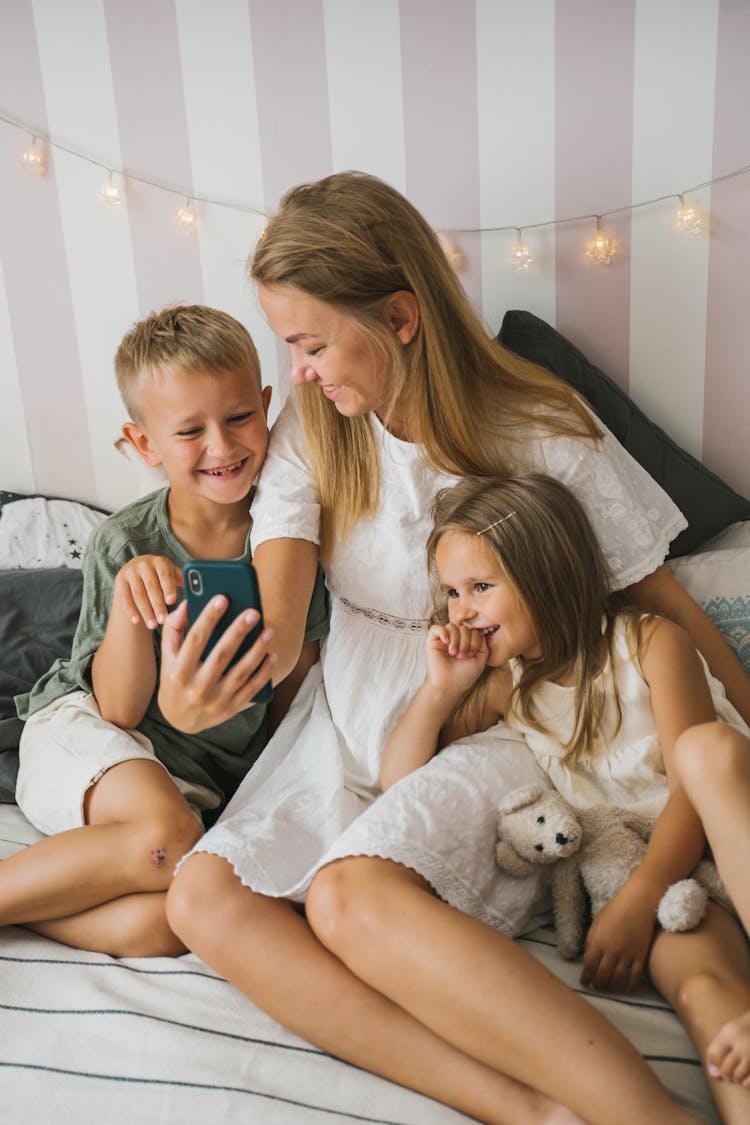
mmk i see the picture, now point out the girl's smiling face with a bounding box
[258,284,391,419]
[434,530,542,665]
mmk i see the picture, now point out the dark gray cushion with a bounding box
[0,568,83,800]
[498,309,750,557]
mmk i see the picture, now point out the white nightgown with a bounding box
[506,615,750,820]
[183,396,688,936]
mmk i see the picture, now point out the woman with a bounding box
[160,172,745,1124]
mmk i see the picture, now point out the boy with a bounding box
[7,305,328,958]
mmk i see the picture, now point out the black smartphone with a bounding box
[182,559,273,704]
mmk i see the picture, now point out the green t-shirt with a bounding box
[16,487,328,809]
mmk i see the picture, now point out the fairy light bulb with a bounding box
[587,216,614,265]
[676,194,701,235]
[21,136,46,176]
[510,229,533,271]
[176,197,197,235]
[100,172,122,210]
[438,234,464,272]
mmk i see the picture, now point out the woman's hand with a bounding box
[581,875,659,993]
[158,598,276,733]
[425,623,489,698]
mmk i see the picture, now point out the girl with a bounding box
[156,171,745,1124]
[383,471,750,1123]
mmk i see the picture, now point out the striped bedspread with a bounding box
[0,804,717,1124]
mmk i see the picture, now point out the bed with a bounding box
[2,314,749,1123]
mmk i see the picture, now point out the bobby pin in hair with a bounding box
[476,511,517,536]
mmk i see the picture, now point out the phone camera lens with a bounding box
[188,569,203,595]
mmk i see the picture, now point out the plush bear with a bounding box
[495,784,732,960]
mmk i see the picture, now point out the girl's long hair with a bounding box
[250,171,601,559]
[427,474,639,762]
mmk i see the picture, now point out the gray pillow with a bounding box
[0,568,83,801]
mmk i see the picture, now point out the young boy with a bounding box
[7,305,328,958]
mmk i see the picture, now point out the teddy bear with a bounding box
[494,783,732,960]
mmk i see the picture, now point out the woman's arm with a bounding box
[252,538,319,684]
[626,564,750,725]
[582,617,716,992]
[268,639,320,734]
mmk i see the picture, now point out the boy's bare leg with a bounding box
[674,722,750,1086]
[168,853,699,1125]
[650,903,750,1123]
[27,891,184,958]
[0,760,201,928]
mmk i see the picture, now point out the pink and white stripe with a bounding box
[1,0,748,510]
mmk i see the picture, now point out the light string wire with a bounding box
[3,109,749,237]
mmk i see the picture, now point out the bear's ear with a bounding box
[495,838,540,877]
[497,784,548,817]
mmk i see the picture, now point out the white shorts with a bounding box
[17,691,219,836]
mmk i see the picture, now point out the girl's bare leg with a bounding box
[649,903,750,1123]
[304,856,698,1125]
[674,722,750,1086]
[167,854,586,1125]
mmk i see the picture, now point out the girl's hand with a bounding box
[158,599,276,733]
[581,877,659,993]
[114,555,183,630]
[425,623,489,697]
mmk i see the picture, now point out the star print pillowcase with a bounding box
[0,493,108,569]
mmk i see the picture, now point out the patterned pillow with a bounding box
[667,545,750,675]
[0,493,108,569]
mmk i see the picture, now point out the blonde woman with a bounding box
[158,172,746,1123]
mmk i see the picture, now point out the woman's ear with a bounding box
[385,291,420,345]
[121,421,163,467]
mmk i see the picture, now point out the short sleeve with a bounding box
[250,396,322,552]
[524,415,688,590]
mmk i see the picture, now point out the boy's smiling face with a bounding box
[123,365,272,507]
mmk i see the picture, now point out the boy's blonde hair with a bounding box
[115,304,262,423]
[427,473,639,763]
[250,171,601,559]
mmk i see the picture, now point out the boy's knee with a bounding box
[134,809,203,886]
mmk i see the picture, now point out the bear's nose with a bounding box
[555,833,568,845]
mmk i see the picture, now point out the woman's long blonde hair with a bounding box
[427,474,639,763]
[251,171,600,559]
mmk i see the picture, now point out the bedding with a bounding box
[1,499,745,1122]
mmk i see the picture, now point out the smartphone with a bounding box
[182,559,273,704]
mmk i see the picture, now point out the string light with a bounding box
[509,229,533,271]
[587,216,615,265]
[676,194,701,235]
[21,136,45,177]
[176,197,197,235]
[438,233,464,271]
[2,112,748,268]
[100,171,122,210]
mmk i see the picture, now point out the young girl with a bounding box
[383,470,750,1123]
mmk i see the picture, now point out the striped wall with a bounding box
[1,0,748,511]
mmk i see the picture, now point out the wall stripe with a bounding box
[704,0,750,498]
[175,0,277,415]
[324,0,407,194]
[103,0,204,319]
[400,0,482,312]
[555,0,635,391]
[0,0,96,502]
[0,250,34,494]
[476,0,556,336]
[32,0,142,511]
[629,0,718,461]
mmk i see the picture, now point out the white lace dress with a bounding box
[184,396,687,936]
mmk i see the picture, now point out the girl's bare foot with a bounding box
[707,1009,750,1086]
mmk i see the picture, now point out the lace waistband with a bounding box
[336,595,430,634]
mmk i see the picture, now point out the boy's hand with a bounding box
[158,599,276,733]
[114,555,183,630]
[425,623,489,697]
[581,878,658,994]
